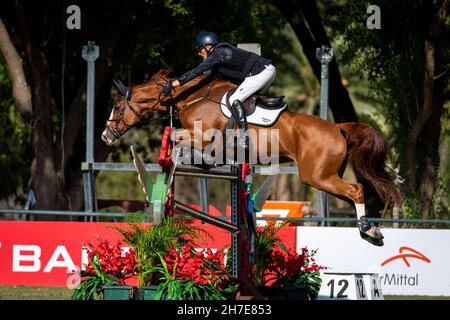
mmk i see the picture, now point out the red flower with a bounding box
[162,246,231,288]
[83,239,137,283]
[262,246,327,287]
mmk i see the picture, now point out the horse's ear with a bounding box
[165,69,173,78]
[113,79,127,96]
[159,69,172,79]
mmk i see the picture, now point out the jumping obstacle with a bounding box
[132,126,258,296]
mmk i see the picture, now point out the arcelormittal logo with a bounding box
[381,247,431,267]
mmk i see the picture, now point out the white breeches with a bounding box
[228,64,276,104]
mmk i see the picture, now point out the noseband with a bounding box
[106,89,144,139]
[106,78,169,139]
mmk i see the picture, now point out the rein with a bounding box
[176,79,223,111]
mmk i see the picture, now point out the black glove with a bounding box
[162,80,173,96]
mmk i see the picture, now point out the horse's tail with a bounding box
[336,122,403,206]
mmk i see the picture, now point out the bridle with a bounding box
[106,74,217,139]
[106,89,144,139]
[106,77,168,139]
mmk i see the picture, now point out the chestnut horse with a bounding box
[101,70,402,246]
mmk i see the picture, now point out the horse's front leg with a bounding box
[173,128,216,169]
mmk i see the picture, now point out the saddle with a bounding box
[220,88,288,127]
[225,88,286,117]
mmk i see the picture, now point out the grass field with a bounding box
[0,286,449,300]
[0,286,72,300]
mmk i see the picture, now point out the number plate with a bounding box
[317,273,383,300]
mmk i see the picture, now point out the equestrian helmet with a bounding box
[195,32,219,49]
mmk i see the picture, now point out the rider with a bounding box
[162,31,276,149]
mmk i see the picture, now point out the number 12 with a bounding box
[327,279,349,298]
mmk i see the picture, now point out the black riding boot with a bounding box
[232,99,249,151]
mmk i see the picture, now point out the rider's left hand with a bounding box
[163,81,173,96]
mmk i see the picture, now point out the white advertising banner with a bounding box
[296,227,450,296]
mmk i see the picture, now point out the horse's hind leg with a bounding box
[299,158,384,246]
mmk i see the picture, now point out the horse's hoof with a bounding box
[365,226,384,240]
[360,231,384,247]
[358,216,384,239]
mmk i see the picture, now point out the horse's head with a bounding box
[101,70,171,146]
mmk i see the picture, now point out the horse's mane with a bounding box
[150,69,171,82]
[131,69,172,89]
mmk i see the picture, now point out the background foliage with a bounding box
[0,0,448,221]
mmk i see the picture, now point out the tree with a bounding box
[0,56,31,206]
[0,1,192,213]
[271,0,392,218]
[0,1,128,214]
[326,0,450,219]
[272,0,358,123]
[0,0,290,214]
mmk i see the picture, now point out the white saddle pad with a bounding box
[220,92,287,127]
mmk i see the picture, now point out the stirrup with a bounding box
[233,135,249,164]
[233,131,249,150]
